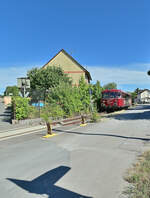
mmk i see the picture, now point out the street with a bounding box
[1,105,150,198]
[0,100,12,130]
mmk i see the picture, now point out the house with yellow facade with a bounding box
[42,49,92,85]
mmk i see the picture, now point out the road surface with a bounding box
[0,105,150,198]
[0,100,12,129]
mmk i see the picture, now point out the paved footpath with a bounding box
[0,101,12,129]
[0,105,150,198]
[0,100,46,136]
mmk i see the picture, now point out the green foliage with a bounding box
[78,76,90,114]
[4,86,19,96]
[41,103,64,123]
[30,89,45,103]
[91,111,101,122]
[103,82,117,90]
[131,92,137,104]
[129,88,140,104]
[12,97,30,120]
[28,106,39,119]
[27,66,72,91]
[47,76,91,117]
[92,80,103,111]
[134,88,140,94]
[47,83,82,116]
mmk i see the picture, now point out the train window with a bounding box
[102,92,121,98]
[102,93,110,98]
[122,93,125,98]
[117,92,121,98]
[110,92,121,98]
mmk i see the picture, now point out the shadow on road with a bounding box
[7,166,92,198]
[54,129,150,142]
[109,111,150,121]
[107,105,150,121]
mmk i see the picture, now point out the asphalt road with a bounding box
[0,101,11,129]
[1,105,150,198]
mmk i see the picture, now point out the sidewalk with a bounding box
[0,125,47,140]
[0,115,83,140]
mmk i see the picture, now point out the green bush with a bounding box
[12,97,30,120]
[47,83,83,116]
[46,77,93,117]
[91,111,101,122]
[28,106,40,119]
[78,76,90,112]
[41,103,64,122]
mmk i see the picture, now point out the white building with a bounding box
[137,89,150,103]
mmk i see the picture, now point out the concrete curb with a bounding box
[0,110,128,140]
[0,125,46,140]
[0,116,83,140]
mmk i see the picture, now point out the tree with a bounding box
[147,70,150,76]
[92,80,103,111]
[27,66,72,91]
[47,82,82,116]
[4,86,19,96]
[78,76,90,110]
[130,92,137,104]
[41,103,64,136]
[135,88,140,94]
[130,88,140,104]
[103,82,117,90]
[12,97,30,120]
[78,76,90,124]
[47,76,91,124]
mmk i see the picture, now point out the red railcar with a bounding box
[101,89,131,112]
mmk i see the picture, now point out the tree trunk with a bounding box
[46,122,52,135]
[81,115,85,124]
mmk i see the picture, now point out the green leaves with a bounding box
[47,76,92,116]
[27,66,72,91]
[92,80,103,111]
[41,103,64,123]
[47,83,82,116]
[103,82,117,90]
[12,97,30,120]
[78,76,90,113]
[4,86,19,96]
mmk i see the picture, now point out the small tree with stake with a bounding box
[41,103,64,137]
[78,76,90,125]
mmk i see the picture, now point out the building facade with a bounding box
[42,49,92,85]
[137,89,150,103]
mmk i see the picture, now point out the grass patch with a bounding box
[124,151,150,198]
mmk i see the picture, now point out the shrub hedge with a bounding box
[12,97,30,120]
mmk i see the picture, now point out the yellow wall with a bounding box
[44,51,88,84]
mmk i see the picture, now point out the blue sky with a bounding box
[0,0,150,94]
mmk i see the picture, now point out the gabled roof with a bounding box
[42,49,92,80]
[138,89,150,94]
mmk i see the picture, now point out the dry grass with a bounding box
[124,151,150,198]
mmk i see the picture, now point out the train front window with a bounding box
[102,93,110,98]
[102,92,121,98]
[116,92,121,98]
